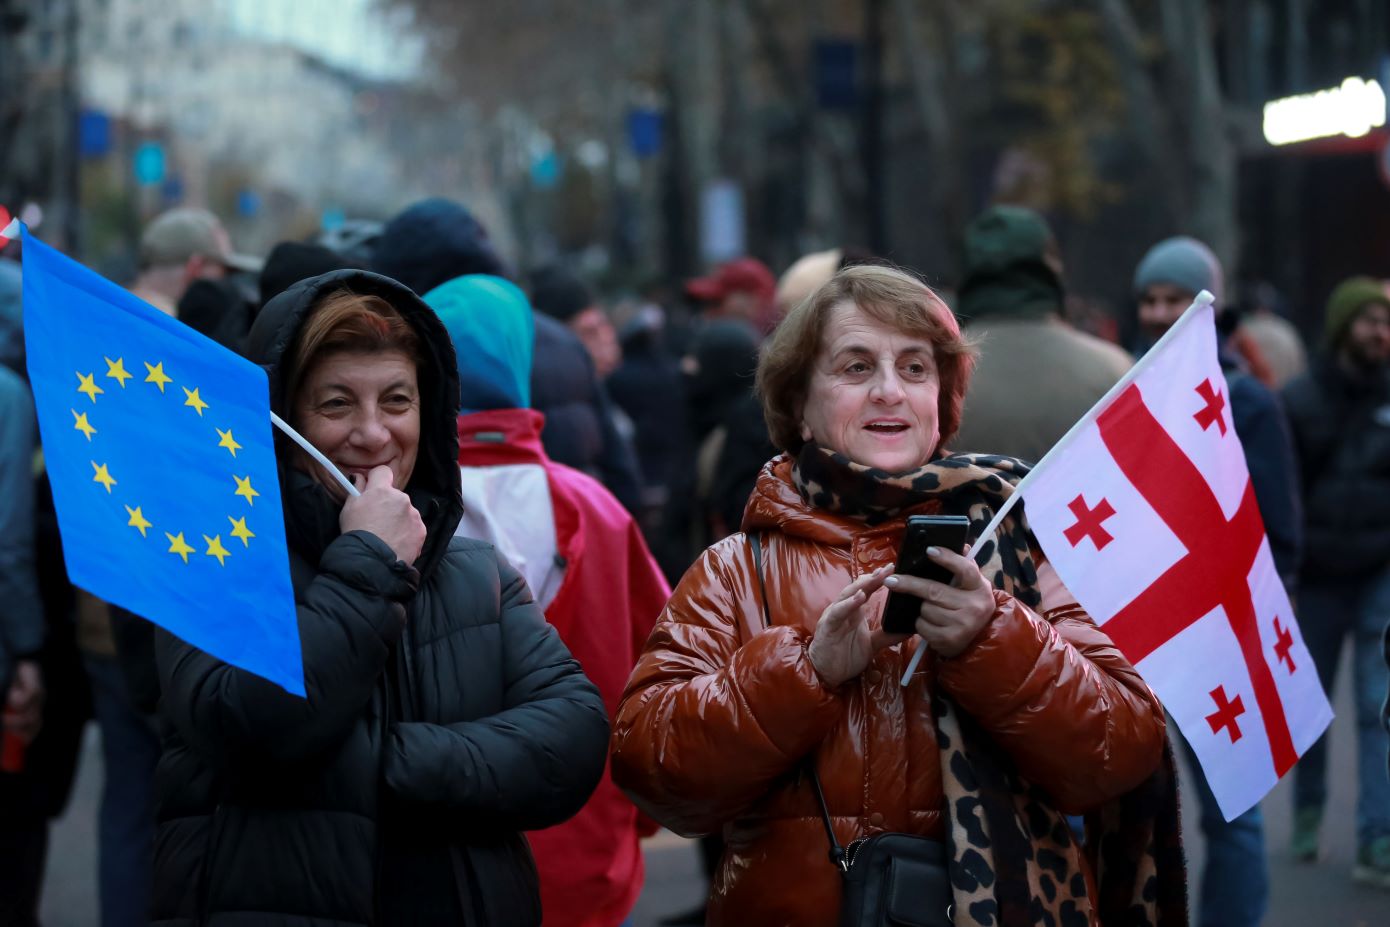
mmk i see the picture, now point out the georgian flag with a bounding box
[944,293,1331,820]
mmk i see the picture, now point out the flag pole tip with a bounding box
[1196,290,1216,308]
[0,218,21,240]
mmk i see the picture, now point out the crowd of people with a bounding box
[0,197,1387,927]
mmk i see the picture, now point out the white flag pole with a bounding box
[270,411,361,497]
[899,291,1216,686]
[1,218,20,240]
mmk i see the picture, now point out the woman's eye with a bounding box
[845,362,870,375]
[320,398,350,411]
[384,394,414,409]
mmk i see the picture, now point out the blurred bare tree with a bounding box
[380,0,1271,290]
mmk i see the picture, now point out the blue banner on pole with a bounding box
[79,110,112,159]
[814,39,858,109]
[20,228,304,695]
[627,108,664,159]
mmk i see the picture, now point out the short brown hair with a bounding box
[756,264,976,455]
[285,288,422,417]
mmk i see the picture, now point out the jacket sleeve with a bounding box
[936,590,1166,814]
[156,530,413,766]
[610,538,847,837]
[1230,374,1303,592]
[382,552,610,831]
[0,374,44,681]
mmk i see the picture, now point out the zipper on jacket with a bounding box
[372,668,392,923]
[842,837,868,871]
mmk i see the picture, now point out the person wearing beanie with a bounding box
[371,199,642,514]
[1131,234,1304,927]
[531,266,621,379]
[1281,276,1390,886]
[949,205,1132,463]
[259,241,353,308]
[422,274,670,927]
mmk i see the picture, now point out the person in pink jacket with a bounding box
[423,272,671,927]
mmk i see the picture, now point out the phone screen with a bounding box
[880,515,971,635]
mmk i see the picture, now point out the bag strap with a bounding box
[748,533,849,874]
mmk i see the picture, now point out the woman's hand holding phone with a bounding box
[884,545,996,658]
[808,566,912,687]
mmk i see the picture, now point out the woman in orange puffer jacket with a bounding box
[612,265,1183,927]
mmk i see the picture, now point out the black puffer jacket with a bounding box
[530,312,643,513]
[1282,355,1390,579]
[151,270,609,926]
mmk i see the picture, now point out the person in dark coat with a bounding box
[608,304,689,539]
[1133,236,1303,927]
[1282,276,1390,885]
[150,269,609,926]
[372,198,642,513]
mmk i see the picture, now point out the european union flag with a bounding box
[20,228,304,695]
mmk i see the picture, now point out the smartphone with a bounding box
[881,515,972,635]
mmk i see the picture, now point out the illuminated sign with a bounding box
[1262,77,1387,146]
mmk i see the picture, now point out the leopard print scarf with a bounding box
[791,442,1043,609]
[789,443,1188,926]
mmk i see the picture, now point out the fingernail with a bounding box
[926,546,941,557]
[884,575,899,587]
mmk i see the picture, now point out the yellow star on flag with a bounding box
[91,461,116,493]
[233,475,259,506]
[166,532,195,563]
[104,356,132,387]
[72,409,96,441]
[216,427,242,457]
[144,361,173,393]
[76,372,104,402]
[125,505,153,537]
[203,534,231,567]
[183,386,209,417]
[228,515,255,547]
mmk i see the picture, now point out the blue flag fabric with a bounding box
[20,228,304,695]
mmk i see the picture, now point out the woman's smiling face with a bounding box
[294,349,421,499]
[798,302,941,473]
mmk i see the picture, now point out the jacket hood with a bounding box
[421,274,534,413]
[0,258,21,375]
[957,206,1063,322]
[246,268,464,573]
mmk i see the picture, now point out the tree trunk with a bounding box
[890,0,965,268]
[1173,0,1238,277]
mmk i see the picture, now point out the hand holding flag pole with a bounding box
[898,291,1217,687]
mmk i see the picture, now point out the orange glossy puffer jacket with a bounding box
[611,459,1167,927]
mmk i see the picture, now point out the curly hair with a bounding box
[756,264,976,456]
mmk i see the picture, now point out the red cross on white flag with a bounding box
[943,293,1332,821]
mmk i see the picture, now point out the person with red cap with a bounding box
[685,258,778,336]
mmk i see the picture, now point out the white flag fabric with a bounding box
[1016,296,1332,821]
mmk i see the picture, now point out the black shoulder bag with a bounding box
[748,534,954,927]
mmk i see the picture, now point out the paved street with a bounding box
[39,646,1388,926]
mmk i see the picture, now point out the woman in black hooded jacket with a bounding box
[150,269,609,926]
